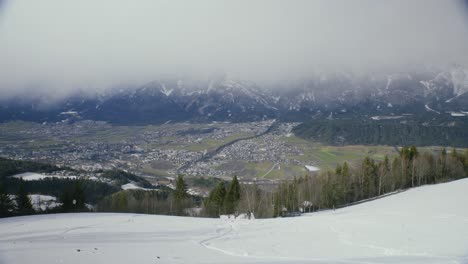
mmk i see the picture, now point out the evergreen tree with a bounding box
[205,181,226,217]
[436,148,448,182]
[378,156,390,195]
[60,181,87,212]
[362,157,377,198]
[451,148,458,158]
[16,179,34,215]
[60,185,74,212]
[174,175,188,201]
[173,175,188,215]
[323,172,340,208]
[335,164,342,175]
[341,162,350,203]
[0,184,14,218]
[224,176,241,215]
[464,149,468,176]
[72,181,87,210]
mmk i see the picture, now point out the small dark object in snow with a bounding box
[77,249,81,252]
[94,248,98,250]
[157,256,160,259]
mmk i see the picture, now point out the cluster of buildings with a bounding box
[0,120,290,180]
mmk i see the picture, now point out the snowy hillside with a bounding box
[1,179,468,263]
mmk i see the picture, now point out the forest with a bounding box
[293,119,468,147]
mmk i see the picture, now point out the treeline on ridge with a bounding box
[293,119,468,147]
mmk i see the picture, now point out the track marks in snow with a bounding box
[328,223,404,256]
[199,221,237,256]
[200,219,377,263]
[327,221,462,263]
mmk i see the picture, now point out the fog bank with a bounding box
[1,0,468,97]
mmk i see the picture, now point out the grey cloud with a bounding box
[0,0,468,97]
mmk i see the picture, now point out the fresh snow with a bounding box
[11,172,101,182]
[371,115,404,121]
[60,111,79,115]
[8,194,61,212]
[29,194,61,211]
[304,165,320,172]
[449,111,467,117]
[11,172,48,181]
[160,84,174,96]
[121,183,153,191]
[12,172,78,181]
[1,179,468,263]
[424,104,440,114]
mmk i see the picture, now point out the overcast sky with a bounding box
[1,0,468,97]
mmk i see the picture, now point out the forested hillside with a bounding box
[293,119,468,147]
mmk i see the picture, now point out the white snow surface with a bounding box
[424,104,440,114]
[121,182,152,191]
[1,179,468,263]
[11,172,48,181]
[449,112,467,117]
[12,172,77,181]
[29,194,61,211]
[304,165,320,172]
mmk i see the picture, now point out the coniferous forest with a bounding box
[293,119,468,147]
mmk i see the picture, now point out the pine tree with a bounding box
[224,176,241,215]
[436,148,448,182]
[174,175,188,200]
[60,185,74,212]
[73,181,87,210]
[16,179,34,215]
[341,162,350,203]
[173,175,188,215]
[205,181,226,217]
[60,181,87,212]
[335,164,342,175]
[0,184,14,218]
[362,157,377,199]
[464,149,468,176]
[451,148,458,158]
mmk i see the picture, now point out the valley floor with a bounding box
[1,179,468,263]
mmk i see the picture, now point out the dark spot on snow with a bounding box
[94,248,98,250]
[77,249,81,252]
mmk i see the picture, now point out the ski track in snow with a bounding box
[199,218,404,264]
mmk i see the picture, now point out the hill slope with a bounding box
[1,179,468,263]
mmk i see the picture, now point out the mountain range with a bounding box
[1,66,467,125]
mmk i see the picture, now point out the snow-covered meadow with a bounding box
[12,172,77,181]
[1,179,468,263]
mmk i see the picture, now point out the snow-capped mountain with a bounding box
[1,67,467,124]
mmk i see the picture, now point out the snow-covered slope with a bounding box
[1,179,468,263]
[12,172,78,181]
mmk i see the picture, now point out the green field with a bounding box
[216,161,307,179]
[285,135,398,170]
[284,135,467,170]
